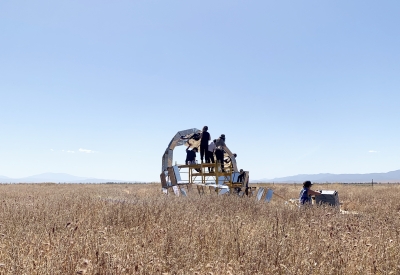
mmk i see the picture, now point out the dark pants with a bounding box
[205,151,215,172]
[200,144,208,162]
[238,174,244,183]
[215,149,224,172]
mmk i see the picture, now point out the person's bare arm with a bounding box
[308,189,322,196]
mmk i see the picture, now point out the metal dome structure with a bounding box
[160,128,247,195]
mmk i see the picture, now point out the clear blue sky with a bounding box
[1,1,400,181]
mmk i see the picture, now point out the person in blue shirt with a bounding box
[299,181,321,205]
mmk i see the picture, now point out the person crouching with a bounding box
[299,181,321,205]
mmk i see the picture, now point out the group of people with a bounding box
[185,126,238,174]
[184,128,325,203]
[185,129,322,203]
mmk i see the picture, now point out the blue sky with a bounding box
[1,1,400,181]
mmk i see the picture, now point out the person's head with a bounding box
[213,139,217,143]
[240,169,243,172]
[193,147,198,152]
[233,153,237,158]
[303,181,312,188]
[220,134,225,140]
[203,126,208,132]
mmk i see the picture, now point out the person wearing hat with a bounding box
[214,134,227,172]
[299,181,321,205]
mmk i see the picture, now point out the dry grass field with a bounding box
[0,183,400,274]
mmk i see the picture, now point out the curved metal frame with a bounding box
[161,128,238,173]
[161,128,201,172]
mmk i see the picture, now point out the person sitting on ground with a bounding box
[299,181,321,205]
[185,143,198,165]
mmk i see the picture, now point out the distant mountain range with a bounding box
[252,169,400,183]
[3,170,400,184]
[0,173,131,183]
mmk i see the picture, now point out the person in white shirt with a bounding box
[215,134,227,172]
[206,139,217,172]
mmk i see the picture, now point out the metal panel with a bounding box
[243,171,249,187]
[222,146,238,172]
[217,184,229,189]
[180,188,187,197]
[197,185,205,195]
[173,165,181,182]
[265,189,274,202]
[219,188,230,195]
[160,172,167,188]
[315,190,339,206]
[168,167,177,186]
[232,172,240,182]
[256,188,265,201]
[218,176,228,185]
[172,186,180,196]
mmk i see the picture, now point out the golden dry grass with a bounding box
[0,183,400,274]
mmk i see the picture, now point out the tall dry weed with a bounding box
[0,183,399,274]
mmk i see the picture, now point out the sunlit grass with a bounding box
[0,183,399,274]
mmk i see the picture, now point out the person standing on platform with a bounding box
[237,169,249,196]
[215,134,227,172]
[237,169,245,183]
[200,126,211,164]
[185,143,198,165]
[206,139,216,172]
